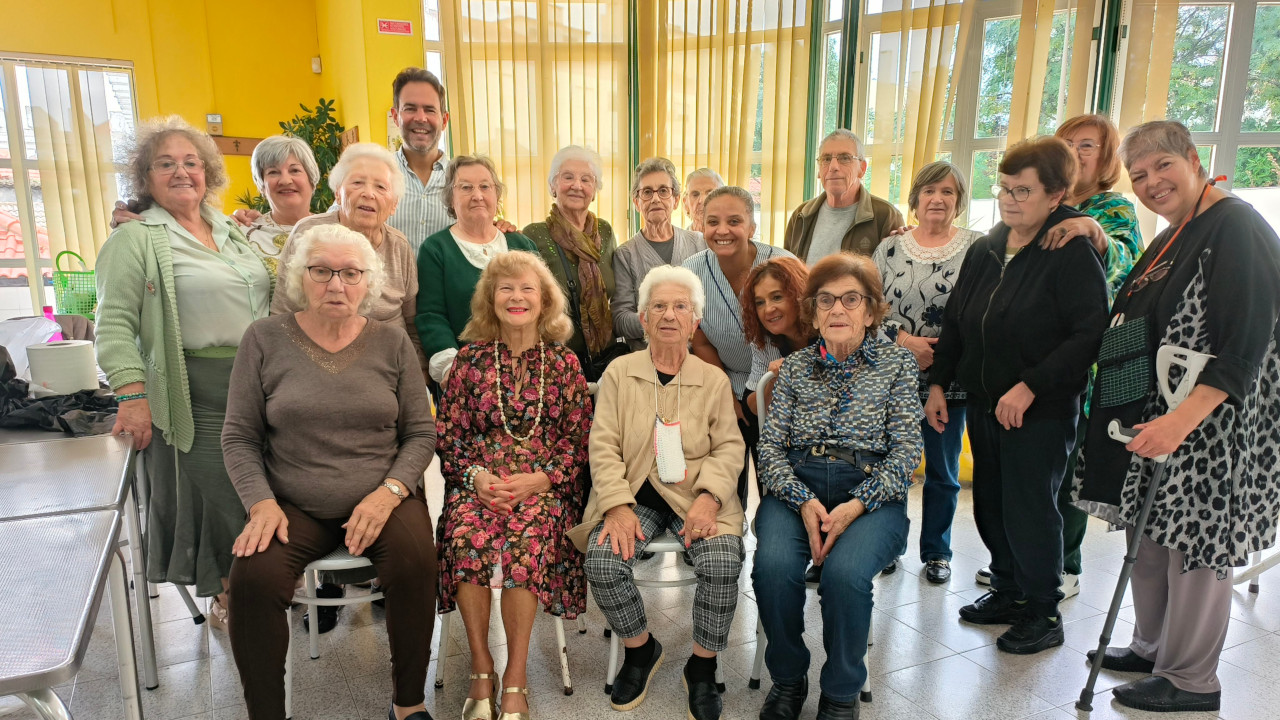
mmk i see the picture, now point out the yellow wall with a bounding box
[1,0,423,208]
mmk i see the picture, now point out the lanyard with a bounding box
[704,244,775,332]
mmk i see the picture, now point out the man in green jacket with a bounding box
[783,129,903,264]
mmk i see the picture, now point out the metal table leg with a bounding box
[17,688,73,720]
[124,486,158,689]
[109,550,145,720]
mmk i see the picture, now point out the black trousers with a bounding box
[967,402,1077,618]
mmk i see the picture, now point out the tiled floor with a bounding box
[5,459,1279,720]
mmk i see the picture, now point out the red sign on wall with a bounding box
[377,19,413,35]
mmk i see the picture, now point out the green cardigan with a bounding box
[414,226,539,361]
[95,213,268,453]
[522,219,618,360]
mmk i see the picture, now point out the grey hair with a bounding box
[124,115,227,212]
[1119,120,1208,178]
[283,223,386,315]
[701,185,756,222]
[630,157,681,197]
[251,135,321,193]
[442,154,506,219]
[819,128,866,159]
[637,265,705,322]
[907,161,969,213]
[547,145,605,195]
[328,142,406,203]
[686,167,725,188]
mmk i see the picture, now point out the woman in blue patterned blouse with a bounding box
[751,252,923,720]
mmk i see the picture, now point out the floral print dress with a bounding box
[436,339,592,617]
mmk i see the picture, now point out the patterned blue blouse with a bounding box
[758,336,924,513]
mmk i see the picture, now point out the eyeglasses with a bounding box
[818,153,860,167]
[151,158,205,175]
[813,291,866,311]
[1065,140,1099,156]
[1127,260,1172,295]
[307,266,368,285]
[638,186,675,200]
[992,185,1034,202]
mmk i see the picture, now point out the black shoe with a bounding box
[610,638,663,710]
[303,583,343,634]
[759,677,807,720]
[803,564,823,585]
[925,559,951,584]
[639,550,656,561]
[387,703,434,720]
[1113,676,1220,712]
[370,582,386,608]
[958,591,1027,625]
[996,615,1064,654]
[975,566,992,585]
[880,560,898,576]
[682,664,722,720]
[816,693,859,720]
[1086,647,1156,673]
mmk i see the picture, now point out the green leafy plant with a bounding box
[236,98,346,214]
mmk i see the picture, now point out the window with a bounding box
[421,0,453,154]
[0,57,136,321]
[854,0,1098,226]
[1116,0,1280,235]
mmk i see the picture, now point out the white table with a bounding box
[0,432,150,719]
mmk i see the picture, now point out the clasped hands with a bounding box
[801,497,866,566]
[474,469,551,514]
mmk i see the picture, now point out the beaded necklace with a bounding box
[494,340,546,441]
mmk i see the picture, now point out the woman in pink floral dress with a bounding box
[436,250,592,719]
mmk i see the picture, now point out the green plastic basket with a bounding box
[52,250,97,321]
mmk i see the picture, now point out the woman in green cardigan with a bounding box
[522,145,622,381]
[96,116,272,627]
[416,155,538,385]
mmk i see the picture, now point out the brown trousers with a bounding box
[1127,530,1232,693]
[229,497,438,719]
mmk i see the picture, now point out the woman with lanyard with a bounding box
[683,186,796,507]
[1072,120,1280,713]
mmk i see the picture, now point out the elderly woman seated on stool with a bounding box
[221,223,438,720]
[751,252,923,720]
[568,265,746,720]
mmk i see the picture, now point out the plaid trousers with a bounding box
[584,503,745,652]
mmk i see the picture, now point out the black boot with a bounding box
[303,583,343,634]
[759,677,807,720]
[816,693,859,720]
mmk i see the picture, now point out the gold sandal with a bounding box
[498,686,530,720]
[207,596,230,630]
[461,673,498,720]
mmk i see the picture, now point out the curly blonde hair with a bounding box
[460,251,573,344]
[124,116,228,212]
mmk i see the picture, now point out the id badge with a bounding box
[653,415,688,484]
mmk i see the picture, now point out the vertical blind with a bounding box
[635,0,817,244]
[439,0,631,232]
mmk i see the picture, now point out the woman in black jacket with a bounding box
[925,136,1108,654]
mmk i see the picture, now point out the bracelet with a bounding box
[116,392,147,403]
[463,465,487,491]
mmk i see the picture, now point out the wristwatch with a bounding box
[382,480,405,500]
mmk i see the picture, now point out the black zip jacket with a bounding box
[928,204,1109,418]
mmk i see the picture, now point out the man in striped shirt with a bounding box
[388,68,453,256]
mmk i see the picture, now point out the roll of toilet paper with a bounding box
[27,340,99,394]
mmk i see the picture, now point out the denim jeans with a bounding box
[751,449,909,701]
[919,407,967,562]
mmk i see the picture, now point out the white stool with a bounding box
[285,548,385,718]
[603,533,726,694]
[434,606,587,695]
[747,580,873,702]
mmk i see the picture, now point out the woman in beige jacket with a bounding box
[568,265,744,720]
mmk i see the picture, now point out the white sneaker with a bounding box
[1060,573,1080,599]
[975,566,992,585]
